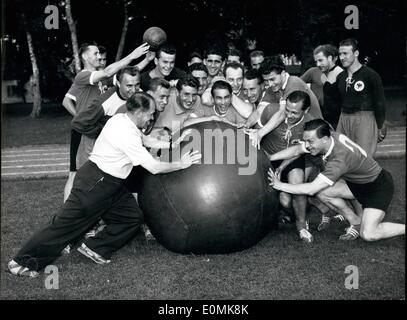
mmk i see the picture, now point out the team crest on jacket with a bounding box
[354,80,365,91]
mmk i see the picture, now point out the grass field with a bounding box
[0,158,404,300]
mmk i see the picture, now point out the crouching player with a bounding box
[268,119,405,241]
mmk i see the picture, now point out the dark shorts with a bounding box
[271,155,305,183]
[70,129,82,172]
[347,168,394,211]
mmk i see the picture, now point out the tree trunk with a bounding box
[115,1,128,61]
[26,30,41,118]
[65,0,81,73]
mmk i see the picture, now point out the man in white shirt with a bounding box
[7,92,201,278]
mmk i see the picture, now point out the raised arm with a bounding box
[136,51,156,72]
[92,43,150,83]
[231,94,253,118]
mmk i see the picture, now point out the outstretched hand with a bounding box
[131,43,150,60]
[173,129,193,146]
[267,168,282,190]
[181,150,202,168]
[377,124,387,143]
[243,128,261,150]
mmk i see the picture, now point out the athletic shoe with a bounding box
[333,214,346,222]
[280,215,293,225]
[77,243,111,265]
[62,244,71,255]
[317,215,331,231]
[142,224,156,242]
[85,220,106,239]
[7,260,39,278]
[299,228,314,243]
[339,225,360,241]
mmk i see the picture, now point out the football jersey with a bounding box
[336,65,386,128]
[260,112,316,155]
[203,104,246,126]
[153,91,206,132]
[317,132,382,185]
[71,87,126,138]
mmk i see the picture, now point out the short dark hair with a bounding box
[258,55,285,75]
[250,50,264,58]
[188,62,208,75]
[157,43,177,58]
[189,51,203,61]
[223,61,244,77]
[244,68,263,84]
[148,78,170,92]
[116,66,140,82]
[227,48,242,58]
[98,45,107,55]
[211,80,232,97]
[176,74,199,92]
[304,119,331,138]
[339,38,359,52]
[126,92,154,113]
[205,45,226,60]
[78,42,98,62]
[314,44,338,59]
[287,90,311,110]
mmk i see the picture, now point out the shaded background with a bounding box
[2,0,406,100]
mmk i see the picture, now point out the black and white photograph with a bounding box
[1,0,405,308]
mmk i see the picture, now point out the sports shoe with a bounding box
[299,228,314,243]
[142,224,156,242]
[317,215,331,231]
[333,214,346,222]
[339,225,360,241]
[7,260,40,278]
[85,220,106,239]
[77,243,111,265]
[62,244,71,255]
[280,215,293,225]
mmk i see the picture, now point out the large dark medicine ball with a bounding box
[138,121,279,254]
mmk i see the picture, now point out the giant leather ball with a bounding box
[138,121,279,254]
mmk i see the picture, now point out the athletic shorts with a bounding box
[346,168,394,211]
[270,155,305,183]
[70,129,82,172]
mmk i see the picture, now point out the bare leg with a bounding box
[316,179,361,225]
[288,168,308,231]
[360,208,405,241]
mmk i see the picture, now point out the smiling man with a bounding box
[256,91,318,243]
[244,56,323,149]
[140,43,186,91]
[268,118,405,242]
[189,63,209,96]
[153,75,207,133]
[336,38,387,156]
[72,66,142,169]
[183,80,246,128]
[204,45,226,83]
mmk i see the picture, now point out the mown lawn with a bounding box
[0,159,404,300]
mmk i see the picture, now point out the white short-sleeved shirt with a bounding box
[89,113,155,179]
